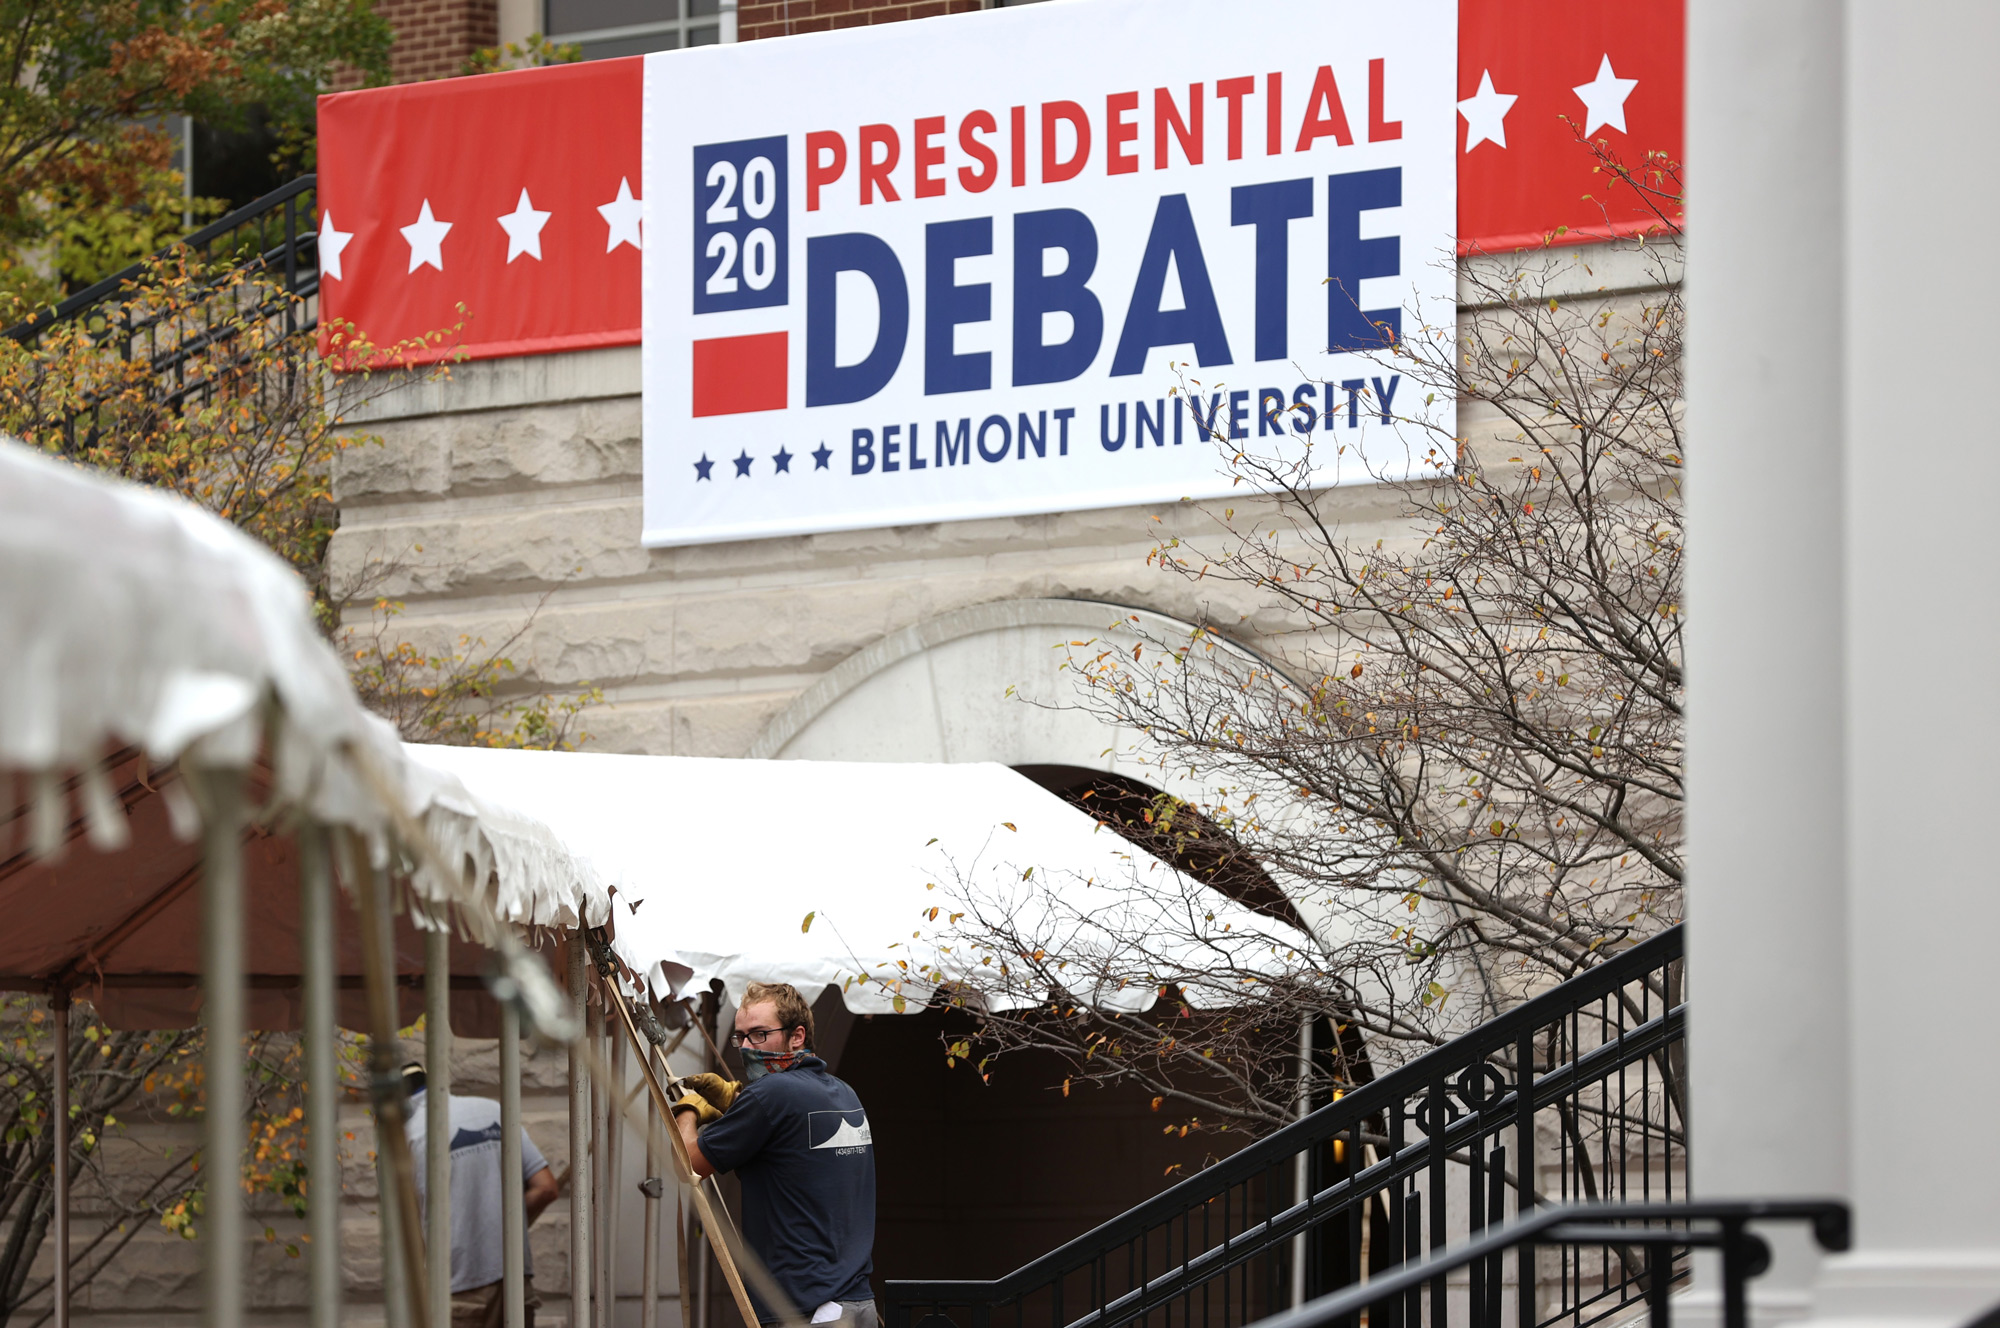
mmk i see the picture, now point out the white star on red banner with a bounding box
[1458,70,1518,151]
[400,200,452,274]
[498,188,552,263]
[598,177,643,253]
[319,211,354,281]
[1572,55,1639,136]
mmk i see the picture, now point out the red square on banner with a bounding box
[692,333,788,417]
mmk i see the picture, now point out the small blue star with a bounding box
[811,442,833,470]
[732,450,754,477]
[772,446,793,473]
[693,453,714,481]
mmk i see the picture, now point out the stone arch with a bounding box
[748,596,1258,781]
[750,599,1302,1288]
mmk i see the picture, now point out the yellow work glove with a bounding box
[671,1091,722,1127]
[683,1072,740,1113]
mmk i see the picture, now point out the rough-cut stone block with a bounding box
[668,692,797,757]
[441,399,642,492]
[330,499,651,598]
[670,583,905,677]
[334,428,453,503]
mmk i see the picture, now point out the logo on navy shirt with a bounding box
[808,1109,872,1154]
[448,1122,504,1153]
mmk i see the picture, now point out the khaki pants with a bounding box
[788,1301,881,1328]
[824,1301,880,1328]
[449,1277,541,1327]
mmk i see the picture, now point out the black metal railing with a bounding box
[7,174,320,350]
[885,925,1685,1328]
[4,176,321,444]
[1245,1201,1848,1328]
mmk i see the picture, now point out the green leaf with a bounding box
[800,912,815,934]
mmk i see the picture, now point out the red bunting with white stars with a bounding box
[315,1,1680,366]
[1457,0,1683,250]
[316,59,643,364]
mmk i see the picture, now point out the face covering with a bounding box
[739,1047,800,1082]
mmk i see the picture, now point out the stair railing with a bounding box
[7,175,320,350]
[884,924,1685,1328]
[1245,1200,1848,1328]
[4,176,321,451]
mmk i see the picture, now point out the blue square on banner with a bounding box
[693,135,789,315]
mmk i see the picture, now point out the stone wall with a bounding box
[327,241,1672,762]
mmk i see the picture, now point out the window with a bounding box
[545,0,721,61]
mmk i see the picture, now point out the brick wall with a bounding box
[347,0,981,88]
[357,0,499,85]
[738,0,984,42]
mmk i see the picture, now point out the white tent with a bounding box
[0,437,598,1328]
[407,745,1290,1019]
[0,440,604,941]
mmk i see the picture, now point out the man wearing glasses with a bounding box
[673,981,879,1328]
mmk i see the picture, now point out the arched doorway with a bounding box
[750,600,1291,1286]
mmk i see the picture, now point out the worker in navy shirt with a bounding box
[674,981,878,1328]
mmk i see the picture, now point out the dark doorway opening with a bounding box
[835,1004,1223,1288]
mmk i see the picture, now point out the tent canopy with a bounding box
[407,745,1287,1017]
[0,439,600,1029]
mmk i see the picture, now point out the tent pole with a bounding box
[348,836,429,1328]
[500,997,526,1328]
[50,988,70,1328]
[198,767,247,1328]
[300,821,342,1328]
[641,1093,660,1328]
[605,1021,625,1324]
[588,1004,603,1323]
[378,1147,410,1328]
[568,938,593,1328]
[425,918,452,1327]
[696,1231,710,1328]
[1289,1012,1311,1306]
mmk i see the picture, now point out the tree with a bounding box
[941,142,1685,1138]
[0,0,391,305]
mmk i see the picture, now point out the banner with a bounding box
[640,0,1457,547]
[317,61,642,363]
[315,0,1682,377]
[1457,0,1682,250]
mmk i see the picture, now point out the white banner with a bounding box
[642,0,1456,547]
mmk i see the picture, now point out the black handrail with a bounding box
[885,924,1685,1328]
[5,175,320,346]
[1246,1201,1848,1328]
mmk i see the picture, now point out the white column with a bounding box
[299,823,342,1328]
[501,998,527,1328]
[1821,0,2000,1319]
[1690,1,2000,1322]
[1685,0,1850,1316]
[719,0,738,43]
[425,922,453,1325]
